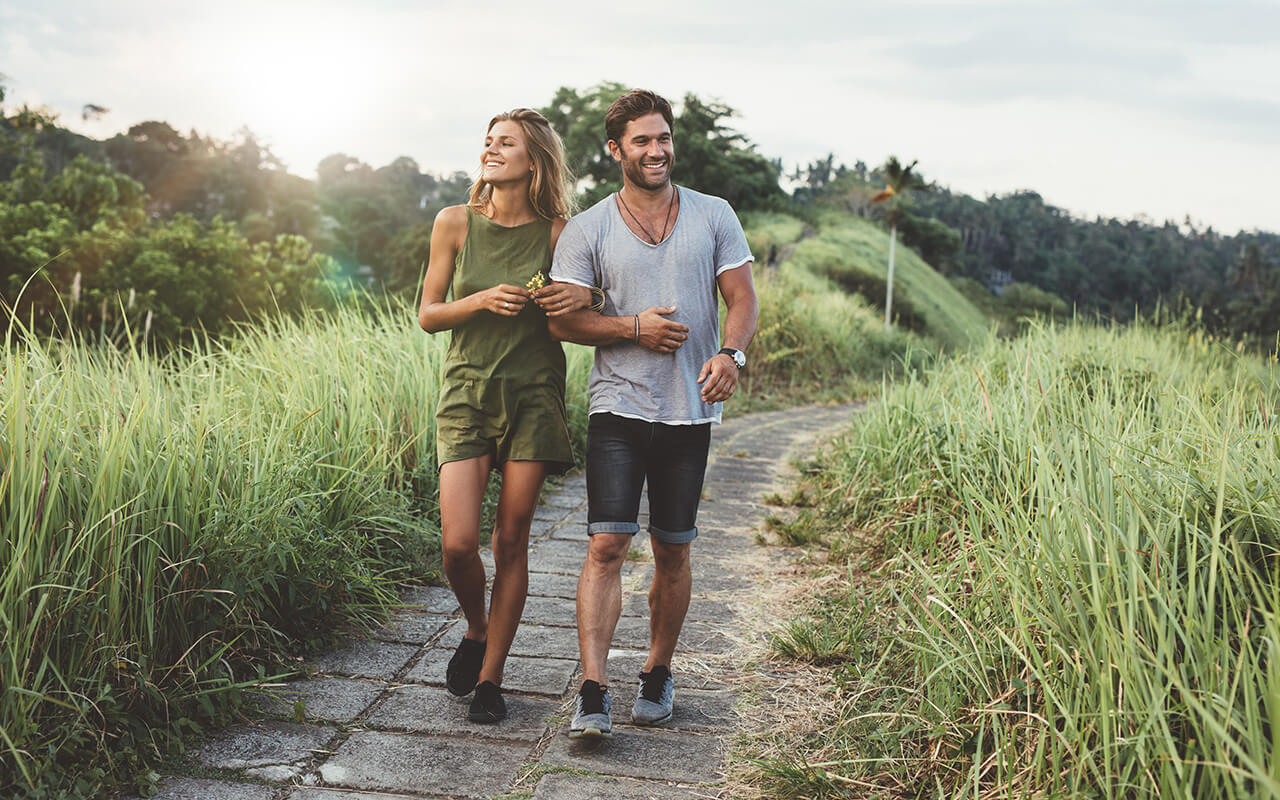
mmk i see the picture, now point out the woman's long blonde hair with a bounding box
[468,108,573,220]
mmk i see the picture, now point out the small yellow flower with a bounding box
[525,271,547,290]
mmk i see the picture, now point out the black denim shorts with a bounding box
[585,412,712,544]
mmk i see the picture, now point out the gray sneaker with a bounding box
[569,680,612,739]
[631,665,674,725]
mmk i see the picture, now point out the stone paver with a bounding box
[250,677,384,723]
[521,594,578,626]
[125,405,854,800]
[406,646,579,695]
[534,773,705,799]
[320,731,528,797]
[369,611,451,644]
[527,569,581,598]
[123,778,277,800]
[306,639,419,680]
[288,790,411,800]
[192,720,335,771]
[397,584,458,613]
[528,537,589,574]
[542,727,726,784]
[365,684,559,740]
[607,650,731,691]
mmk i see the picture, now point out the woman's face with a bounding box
[480,120,533,185]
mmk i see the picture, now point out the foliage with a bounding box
[0,153,338,343]
[0,299,593,798]
[896,210,962,272]
[910,186,1280,341]
[756,321,1280,798]
[952,276,1071,336]
[739,210,807,265]
[316,153,470,291]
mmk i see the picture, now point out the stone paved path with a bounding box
[128,404,853,800]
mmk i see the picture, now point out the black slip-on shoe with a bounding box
[445,636,486,696]
[468,680,507,723]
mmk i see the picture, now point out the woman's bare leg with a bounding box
[439,455,493,641]
[477,460,550,686]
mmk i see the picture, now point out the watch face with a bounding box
[733,351,746,368]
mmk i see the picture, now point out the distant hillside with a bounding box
[768,208,987,349]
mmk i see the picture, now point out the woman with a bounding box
[418,108,590,723]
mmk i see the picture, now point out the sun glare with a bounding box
[220,21,386,172]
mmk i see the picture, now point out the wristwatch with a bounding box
[718,347,746,369]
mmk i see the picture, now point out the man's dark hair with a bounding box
[605,89,675,144]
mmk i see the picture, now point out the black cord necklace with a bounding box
[618,186,677,244]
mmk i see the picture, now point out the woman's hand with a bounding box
[533,282,592,317]
[477,284,532,317]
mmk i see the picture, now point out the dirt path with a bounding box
[127,404,855,800]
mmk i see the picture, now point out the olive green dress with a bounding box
[435,208,574,473]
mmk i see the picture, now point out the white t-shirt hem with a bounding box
[589,408,722,425]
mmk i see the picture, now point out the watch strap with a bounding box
[718,347,745,368]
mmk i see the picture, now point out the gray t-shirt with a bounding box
[550,186,753,424]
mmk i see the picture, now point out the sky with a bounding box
[3,0,1278,234]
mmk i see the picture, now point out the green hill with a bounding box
[745,208,988,351]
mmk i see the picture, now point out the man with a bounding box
[548,89,758,739]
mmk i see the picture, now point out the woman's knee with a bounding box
[491,527,530,569]
[441,531,480,567]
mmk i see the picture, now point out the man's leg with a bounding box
[577,532,631,684]
[642,421,711,669]
[571,414,646,739]
[577,413,646,684]
[644,538,692,671]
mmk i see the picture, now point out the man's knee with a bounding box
[586,532,632,569]
[651,539,691,572]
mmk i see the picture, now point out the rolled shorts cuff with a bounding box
[587,521,641,536]
[649,524,698,545]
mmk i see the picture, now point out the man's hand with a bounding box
[697,352,739,403]
[637,306,689,353]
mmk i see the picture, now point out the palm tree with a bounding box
[871,157,929,331]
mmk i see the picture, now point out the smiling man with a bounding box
[547,89,758,740]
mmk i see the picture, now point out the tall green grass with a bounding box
[0,302,590,798]
[759,322,1280,798]
[741,260,923,409]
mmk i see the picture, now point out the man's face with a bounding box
[609,112,674,191]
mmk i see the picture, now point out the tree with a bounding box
[870,157,929,331]
[539,82,629,204]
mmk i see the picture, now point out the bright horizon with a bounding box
[3,0,1278,234]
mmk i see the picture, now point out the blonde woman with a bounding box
[418,108,590,722]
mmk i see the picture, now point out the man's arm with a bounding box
[697,263,759,403]
[548,305,691,352]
